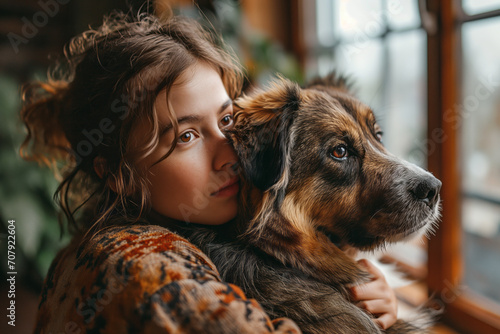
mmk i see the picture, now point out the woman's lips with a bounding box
[212,177,239,197]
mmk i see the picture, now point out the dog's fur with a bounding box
[172,74,441,333]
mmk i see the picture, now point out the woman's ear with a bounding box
[93,156,118,193]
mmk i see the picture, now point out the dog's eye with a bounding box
[330,145,349,160]
[373,122,384,143]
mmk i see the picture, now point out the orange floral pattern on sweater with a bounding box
[33,224,301,334]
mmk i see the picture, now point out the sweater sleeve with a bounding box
[34,224,301,334]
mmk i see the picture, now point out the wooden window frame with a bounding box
[427,0,500,332]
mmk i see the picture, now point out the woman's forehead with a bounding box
[156,62,229,121]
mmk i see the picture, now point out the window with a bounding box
[299,0,500,332]
[461,16,500,305]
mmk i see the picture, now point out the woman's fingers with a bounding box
[351,258,398,329]
[350,274,391,301]
[356,299,393,316]
[373,313,398,330]
[357,258,384,278]
[357,298,398,329]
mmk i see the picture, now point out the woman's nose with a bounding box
[213,133,238,172]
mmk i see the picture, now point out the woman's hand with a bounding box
[350,259,398,330]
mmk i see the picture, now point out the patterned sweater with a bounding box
[33,224,301,333]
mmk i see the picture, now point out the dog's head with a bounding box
[229,74,441,252]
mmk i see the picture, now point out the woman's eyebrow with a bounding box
[160,98,233,136]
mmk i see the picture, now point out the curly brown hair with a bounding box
[19,11,244,237]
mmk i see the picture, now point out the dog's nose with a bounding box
[411,177,442,208]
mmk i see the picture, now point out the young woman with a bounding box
[21,12,397,333]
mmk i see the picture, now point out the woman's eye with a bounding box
[220,114,234,128]
[178,131,195,143]
[330,145,349,160]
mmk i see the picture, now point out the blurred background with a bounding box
[1,0,499,333]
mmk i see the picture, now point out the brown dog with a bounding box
[176,74,441,333]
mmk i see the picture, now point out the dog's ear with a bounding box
[229,78,300,192]
[305,71,353,95]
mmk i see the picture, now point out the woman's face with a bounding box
[137,62,239,225]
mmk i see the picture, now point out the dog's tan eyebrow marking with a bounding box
[358,106,376,129]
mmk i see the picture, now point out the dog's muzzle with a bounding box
[408,175,442,209]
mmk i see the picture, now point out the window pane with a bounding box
[316,0,336,46]
[334,0,385,40]
[328,39,384,110]
[384,30,427,166]
[462,0,500,15]
[462,18,500,305]
[387,0,421,30]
